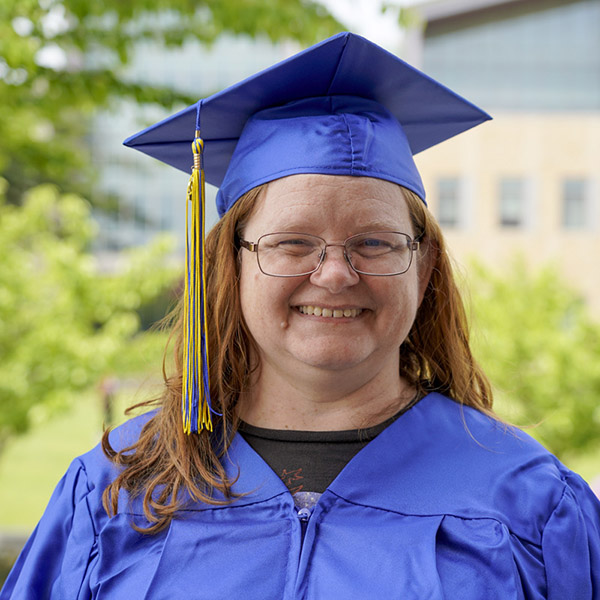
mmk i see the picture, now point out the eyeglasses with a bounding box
[239,231,421,277]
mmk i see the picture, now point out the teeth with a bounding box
[298,306,363,318]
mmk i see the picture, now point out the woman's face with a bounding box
[239,174,429,384]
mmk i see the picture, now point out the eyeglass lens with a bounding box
[256,232,415,276]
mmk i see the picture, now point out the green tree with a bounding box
[0,180,179,452]
[0,0,340,449]
[0,0,340,203]
[469,259,600,460]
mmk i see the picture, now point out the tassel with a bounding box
[182,130,213,433]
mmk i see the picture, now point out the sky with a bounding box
[318,0,428,51]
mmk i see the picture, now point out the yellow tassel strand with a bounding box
[182,131,213,434]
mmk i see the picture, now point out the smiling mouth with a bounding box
[296,305,364,318]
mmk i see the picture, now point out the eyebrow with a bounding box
[273,221,404,233]
[355,221,405,231]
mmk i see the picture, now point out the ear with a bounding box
[416,236,437,306]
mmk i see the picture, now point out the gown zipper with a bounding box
[297,507,311,546]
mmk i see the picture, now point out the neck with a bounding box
[237,357,415,431]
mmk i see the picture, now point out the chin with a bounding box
[294,347,373,372]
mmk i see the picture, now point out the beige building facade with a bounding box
[416,112,600,313]
[407,0,600,315]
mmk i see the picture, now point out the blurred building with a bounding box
[91,2,600,317]
[405,0,600,314]
[90,36,296,254]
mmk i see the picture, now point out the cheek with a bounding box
[239,260,256,320]
[239,265,294,328]
[239,268,263,328]
[377,278,421,333]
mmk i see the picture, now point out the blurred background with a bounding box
[1,0,599,583]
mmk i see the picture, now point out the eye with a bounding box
[279,238,313,247]
[362,238,390,248]
[350,236,396,256]
[261,234,322,256]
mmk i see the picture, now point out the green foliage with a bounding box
[469,259,600,460]
[0,181,179,449]
[0,0,341,203]
[381,3,423,29]
[0,0,341,450]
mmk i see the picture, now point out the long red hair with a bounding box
[102,183,493,533]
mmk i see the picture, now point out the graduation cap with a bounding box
[124,32,491,434]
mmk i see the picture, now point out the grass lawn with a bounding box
[0,380,159,534]
[0,332,169,534]
[569,448,600,491]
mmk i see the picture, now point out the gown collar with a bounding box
[219,393,444,509]
[220,392,560,532]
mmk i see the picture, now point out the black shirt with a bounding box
[239,395,420,495]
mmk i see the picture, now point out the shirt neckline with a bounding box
[238,392,422,443]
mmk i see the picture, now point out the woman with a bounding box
[2,32,599,599]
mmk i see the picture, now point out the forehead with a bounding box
[245,174,411,234]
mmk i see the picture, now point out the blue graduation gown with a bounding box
[2,393,599,599]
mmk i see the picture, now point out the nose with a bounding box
[309,244,360,293]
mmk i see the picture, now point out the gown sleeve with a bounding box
[540,471,600,600]
[0,458,97,600]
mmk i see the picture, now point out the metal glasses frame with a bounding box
[239,231,421,277]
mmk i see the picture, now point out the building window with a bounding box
[134,194,147,230]
[499,178,526,228]
[437,178,461,227]
[562,179,587,229]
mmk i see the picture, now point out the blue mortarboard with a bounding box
[123,32,491,434]
[124,31,491,213]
